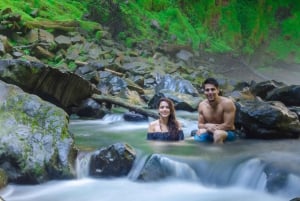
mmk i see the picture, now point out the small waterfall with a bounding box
[75,152,92,179]
[193,157,267,189]
[159,155,198,180]
[102,114,124,123]
[230,158,267,189]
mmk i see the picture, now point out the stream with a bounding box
[1,111,300,201]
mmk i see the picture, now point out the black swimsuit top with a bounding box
[147,130,184,141]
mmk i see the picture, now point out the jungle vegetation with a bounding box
[1,0,300,64]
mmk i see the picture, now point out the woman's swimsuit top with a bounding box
[147,130,184,141]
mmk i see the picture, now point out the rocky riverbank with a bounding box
[1,7,300,192]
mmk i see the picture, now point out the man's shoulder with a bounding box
[220,96,236,110]
[220,96,234,103]
[199,99,208,106]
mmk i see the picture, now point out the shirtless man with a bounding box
[194,78,236,144]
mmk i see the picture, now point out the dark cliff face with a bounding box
[0,59,98,113]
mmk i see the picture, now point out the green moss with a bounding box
[79,21,102,33]
[68,61,77,71]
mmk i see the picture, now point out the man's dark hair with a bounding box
[202,77,219,89]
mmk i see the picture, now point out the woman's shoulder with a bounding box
[149,119,159,126]
[148,119,159,132]
[176,120,182,129]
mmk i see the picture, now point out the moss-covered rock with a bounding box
[0,59,97,113]
[0,80,77,184]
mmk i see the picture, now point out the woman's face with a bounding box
[158,101,171,118]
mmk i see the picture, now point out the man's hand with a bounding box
[205,123,218,133]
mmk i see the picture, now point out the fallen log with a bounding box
[25,20,80,32]
[92,94,159,119]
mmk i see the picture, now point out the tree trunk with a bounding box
[92,94,159,119]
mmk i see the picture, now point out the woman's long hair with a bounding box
[157,98,180,140]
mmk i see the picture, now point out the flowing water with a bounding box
[1,111,300,201]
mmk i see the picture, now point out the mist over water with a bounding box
[256,67,300,85]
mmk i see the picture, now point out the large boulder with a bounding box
[89,143,136,177]
[236,99,300,139]
[265,85,300,106]
[75,98,107,118]
[155,74,199,97]
[97,71,127,95]
[249,80,286,100]
[0,80,77,184]
[137,154,197,182]
[0,59,97,113]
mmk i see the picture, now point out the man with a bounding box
[194,78,236,144]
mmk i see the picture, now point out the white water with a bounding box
[1,112,300,201]
[0,178,289,201]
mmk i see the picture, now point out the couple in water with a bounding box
[147,77,237,144]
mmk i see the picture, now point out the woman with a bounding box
[147,98,184,141]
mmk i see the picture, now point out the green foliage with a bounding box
[68,61,77,71]
[281,13,300,39]
[136,0,171,12]
[268,36,300,63]
[2,0,300,61]
[0,0,86,21]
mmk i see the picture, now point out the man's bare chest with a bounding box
[202,107,224,123]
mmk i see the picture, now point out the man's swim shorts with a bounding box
[194,131,236,142]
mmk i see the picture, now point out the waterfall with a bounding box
[75,152,92,179]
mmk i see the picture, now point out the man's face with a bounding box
[204,83,219,102]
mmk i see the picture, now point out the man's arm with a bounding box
[197,102,206,129]
[216,99,236,131]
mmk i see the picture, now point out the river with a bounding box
[1,111,300,201]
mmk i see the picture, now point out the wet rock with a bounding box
[0,59,97,113]
[97,71,127,95]
[250,80,286,99]
[89,143,136,177]
[0,35,12,55]
[288,106,300,119]
[32,45,55,59]
[137,154,197,182]
[76,98,106,118]
[123,111,148,122]
[265,85,300,106]
[148,90,202,112]
[264,164,288,193]
[55,35,72,49]
[155,74,199,96]
[25,28,55,44]
[235,99,300,139]
[0,80,77,184]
